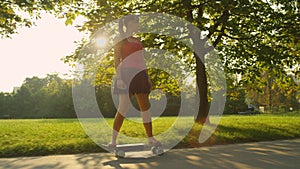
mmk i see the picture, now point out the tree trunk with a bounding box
[188,24,210,124]
[194,52,209,124]
[184,0,214,124]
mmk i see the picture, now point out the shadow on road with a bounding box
[1,139,299,169]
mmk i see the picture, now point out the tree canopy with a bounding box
[1,0,299,120]
[63,0,299,122]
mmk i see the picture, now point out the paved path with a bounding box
[1,139,299,169]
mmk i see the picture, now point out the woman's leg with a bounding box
[110,94,130,146]
[135,93,160,144]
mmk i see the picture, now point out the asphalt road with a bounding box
[1,139,299,169]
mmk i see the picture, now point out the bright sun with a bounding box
[96,37,107,47]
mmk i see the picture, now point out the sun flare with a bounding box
[96,37,107,48]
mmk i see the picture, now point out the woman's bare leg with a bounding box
[110,94,130,146]
[136,93,160,144]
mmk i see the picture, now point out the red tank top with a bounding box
[120,38,146,70]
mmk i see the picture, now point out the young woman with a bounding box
[109,15,160,147]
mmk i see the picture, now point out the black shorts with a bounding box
[113,68,151,95]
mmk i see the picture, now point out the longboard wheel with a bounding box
[115,150,125,158]
[151,146,164,156]
[157,147,164,155]
[156,146,164,155]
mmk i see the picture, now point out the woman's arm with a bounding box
[114,41,127,89]
[114,41,122,80]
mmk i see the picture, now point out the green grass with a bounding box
[0,112,300,158]
[202,112,300,145]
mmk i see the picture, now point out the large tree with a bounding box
[0,0,81,38]
[2,0,298,123]
[61,0,299,123]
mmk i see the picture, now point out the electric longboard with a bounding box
[104,143,164,158]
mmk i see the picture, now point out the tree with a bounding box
[61,0,299,124]
[0,92,13,118]
[44,76,75,118]
[247,69,300,113]
[13,85,33,118]
[0,0,82,38]
[0,74,75,118]
[3,0,297,122]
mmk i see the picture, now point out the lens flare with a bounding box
[96,37,106,47]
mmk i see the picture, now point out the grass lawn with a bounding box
[0,112,299,158]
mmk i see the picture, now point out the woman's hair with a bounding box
[118,14,139,36]
[115,15,139,69]
[124,14,139,27]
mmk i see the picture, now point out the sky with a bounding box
[0,13,86,93]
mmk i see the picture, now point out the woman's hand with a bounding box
[117,79,127,89]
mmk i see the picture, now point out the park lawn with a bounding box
[0,112,300,158]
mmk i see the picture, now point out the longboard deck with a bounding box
[121,151,153,158]
[115,143,147,152]
[102,143,164,158]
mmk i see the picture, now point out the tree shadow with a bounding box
[78,139,299,169]
[216,123,299,142]
[1,139,299,169]
[0,156,67,169]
